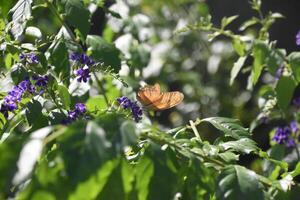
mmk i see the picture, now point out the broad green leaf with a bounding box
[230,56,247,85]
[201,117,250,139]
[121,159,135,196]
[136,157,154,200]
[288,52,300,82]
[252,41,268,85]
[290,162,300,177]
[25,100,48,130]
[232,38,246,56]
[86,35,121,72]
[86,95,107,114]
[216,165,264,200]
[57,84,71,109]
[266,48,285,75]
[69,159,119,200]
[62,0,90,38]
[9,0,32,39]
[0,134,27,197]
[31,191,56,200]
[218,152,239,163]
[48,39,70,84]
[219,138,258,154]
[275,76,296,110]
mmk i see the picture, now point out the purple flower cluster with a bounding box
[117,96,143,122]
[0,75,49,118]
[61,103,87,124]
[296,31,300,46]
[19,53,39,64]
[70,52,95,83]
[272,121,298,148]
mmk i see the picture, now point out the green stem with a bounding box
[189,120,202,141]
[44,0,77,41]
[144,130,225,167]
[92,72,109,106]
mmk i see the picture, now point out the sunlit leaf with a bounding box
[216,165,264,200]
[201,117,250,139]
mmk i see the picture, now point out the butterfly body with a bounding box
[137,83,184,110]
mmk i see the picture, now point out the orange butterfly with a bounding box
[137,83,184,110]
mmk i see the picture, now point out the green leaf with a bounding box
[135,156,154,200]
[290,162,300,177]
[57,84,71,110]
[201,117,250,139]
[121,159,135,196]
[86,95,107,114]
[232,38,246,56]
[25,100,48,130]
[230,56,247,85]
[289,52,300,82]
[216,165,264,200]
[69,159,119,200]
[86,35,121,72]
[252,41,268,85]
[63,0,90,38]
[266,48,285,75]
[0,134,27,197]
[221,15,238,29]
[48,39,70,84]
[239,17,259,31]
[275,76,296,110]
[9,0,32,39]
[218,152,239,163]
[219,138,258,154]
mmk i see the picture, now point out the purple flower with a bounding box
[117,96,143,122]
[130,101,143,122]
[61,103,87,124]
[286,139,295,148]
[290,121,298,133]
[18,79,35,93]
[272,126,291,145]
[28,53,39,64]
[19,53,26,61]
[293,97,300,107]
[75,103,86,114]
[275,66,284,80]
[117,96,132,109]
[70,52,80,61]
[69,52,94,66]
[0,78,35,118]
[7,86,23,102]
[296,31,300,46]
[33,75,48,87]
[75,68,91,82]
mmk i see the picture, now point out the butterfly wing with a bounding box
[150,91,184,110]
[137,83,162,106]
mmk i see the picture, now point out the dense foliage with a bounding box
[1,0,300,199]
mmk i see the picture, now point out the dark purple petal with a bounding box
[296,31,300,46]
[293,97,300,107]
[28,53,39,64]
[290,121,298,133]
[75,103,86,114]
[75,68,91,83]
